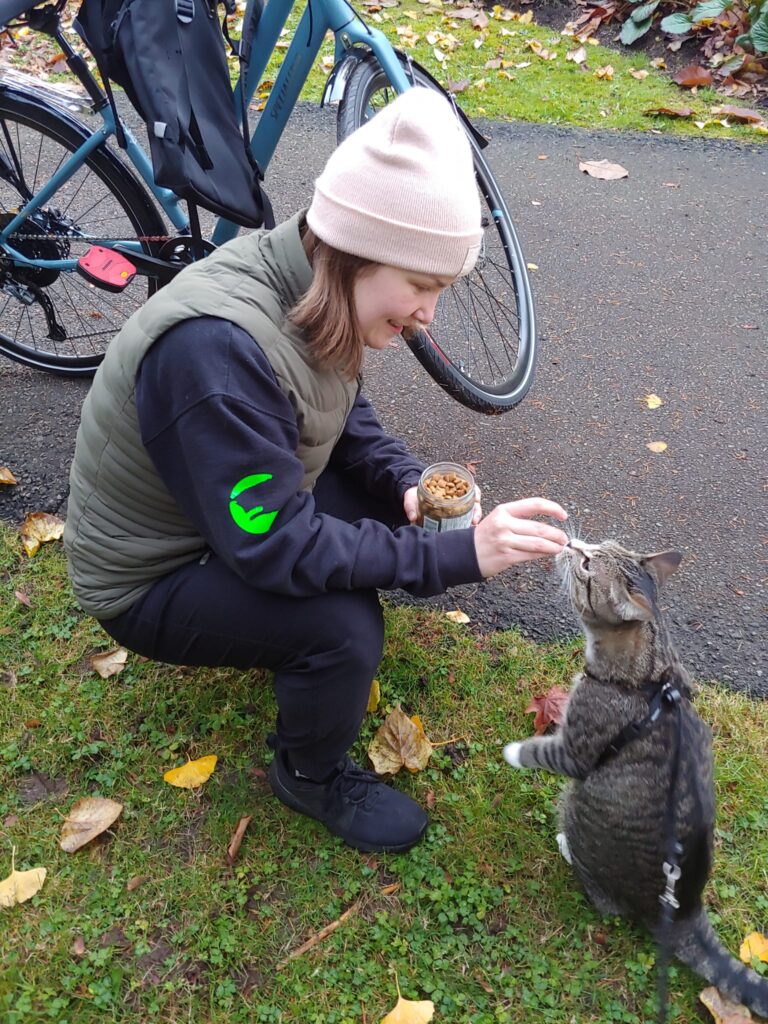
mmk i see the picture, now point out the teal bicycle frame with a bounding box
[0,0,412,273]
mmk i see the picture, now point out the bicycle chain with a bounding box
[3,234,175,243]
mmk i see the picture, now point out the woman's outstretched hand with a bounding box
[473,498,568,577]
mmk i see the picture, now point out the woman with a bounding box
[64,88,568,854]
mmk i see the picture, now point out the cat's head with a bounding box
[558,539,682,627]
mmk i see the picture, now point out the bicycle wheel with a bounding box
[0,88,166,377]
[336,55,536,415]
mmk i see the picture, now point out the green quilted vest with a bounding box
[64,211,359,619]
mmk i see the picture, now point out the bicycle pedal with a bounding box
[76,246,137,292]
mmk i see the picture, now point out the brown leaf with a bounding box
[451,6,479,17]
[126,875,149,892]
[526,685,569,735]
[14,590,31,607]
[472,10,488,29]
[699,986,753,1023]
[368,705,433,775]
[645,106,694,118]
[0,466,17,485]
[16,772,68,805]
[59,796,123,853]
[71,935,86,957]
[19,511,64,557]
[1,669,17,690]
[710,104,764,125]
[425,789,436,810]
[90,647,128,679]
[672,64,713,88]
[579,159,629,180]
[226,815,253,865]
[447,77,472,93]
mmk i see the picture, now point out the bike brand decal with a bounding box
[229,473,279,535]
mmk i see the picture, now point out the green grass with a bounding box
[1,525,767,1023]
[256,3,767,140]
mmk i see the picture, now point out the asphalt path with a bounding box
[0,101,765,694]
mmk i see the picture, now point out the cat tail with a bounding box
[667,908,768,1017]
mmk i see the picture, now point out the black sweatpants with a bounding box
[100,468,409,780]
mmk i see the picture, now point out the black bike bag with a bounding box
[74,0,270,229]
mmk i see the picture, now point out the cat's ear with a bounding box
[621,589,655,621]
[643,550,682,587]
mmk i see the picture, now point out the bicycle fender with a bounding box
[0,82,165,239]
[322,48,488,150]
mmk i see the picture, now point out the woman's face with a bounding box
[353,265,455,350]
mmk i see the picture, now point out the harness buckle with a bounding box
[660,861,681,910]
[661,681,682,707]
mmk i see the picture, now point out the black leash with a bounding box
[589,669,685,1024]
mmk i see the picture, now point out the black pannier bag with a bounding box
[74,0,271,229]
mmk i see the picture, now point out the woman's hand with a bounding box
[403,484,483,526]
[473,498,568,577]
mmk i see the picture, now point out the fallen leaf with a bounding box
[630,68,649,79]
[646,441,668,453]
[0,466,17,485]
[19,512,65,557]
[1,670,17,690]
[71,935,86,957]
[126,875,149,892]
[651,56,667,69]
[566,45,587,62]
[644,393,664,409]
[381,979,435,1024]
[527,262,539,271]
[710,104,764,125]
[16,772,68,805]
[514,60,532,68]
[163,754,218,789]
[594,64,614,79]
[673,64,713,88]
[579,159,629,180]
[526,685,569,735]
[90,647,128,679]
[368,705,433,775]
[645,106,694,117]
[226,815,253,865]
[0,848,46,908]
[14,590,31,607]
[445,609,470,624]
[699,986,753,1023]
[537,153,548,159]
[367,678,381,713]
[59,796,124,852]
[426,789,436,810]
[739,931,768,964]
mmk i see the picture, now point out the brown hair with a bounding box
[289,227,375,380]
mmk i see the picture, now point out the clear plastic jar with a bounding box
[417,462,476,533]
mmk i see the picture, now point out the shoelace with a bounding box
[325,760,381,809]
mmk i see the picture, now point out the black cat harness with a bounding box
[586,667,685,1024]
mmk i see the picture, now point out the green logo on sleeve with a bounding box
[229,473,279,535]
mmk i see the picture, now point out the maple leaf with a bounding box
[526,685,569,735]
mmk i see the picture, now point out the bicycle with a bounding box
[0,0,537,414]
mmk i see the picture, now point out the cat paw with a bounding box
[503,741,523,768]
[556,832,573,865]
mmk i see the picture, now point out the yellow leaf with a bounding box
[163,755,218,789]
[699,986,753,1023]
[740,931,768,964]
[644,393,664,409]
[0,848,46,908]
[0,466,17,485]
[566,46,587,62]
[519,9,533,22]
[646,441,668,453]
[445,609,470,624]
[19,512,64,557]
[380,995,435,1024]
[651,56,666,69]
[368,706,433,775]
[59,797,123,853]
[594,65,614,80]
[367,678,381,713]
[90,648,128,679]
[630,68,649,80]
[527,262,539,271]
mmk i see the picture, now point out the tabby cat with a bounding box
[503,538,768,1017]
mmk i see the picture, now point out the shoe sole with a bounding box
[267,761,427,854]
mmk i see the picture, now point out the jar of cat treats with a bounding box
[417,462,476,533]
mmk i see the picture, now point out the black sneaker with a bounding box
[267,746,428,853]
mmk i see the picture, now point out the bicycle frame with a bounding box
[0,0,412,273]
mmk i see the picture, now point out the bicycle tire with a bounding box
[336,54,537,415]
[0,87,165,377]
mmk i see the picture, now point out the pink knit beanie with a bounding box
[307,88,482,279]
